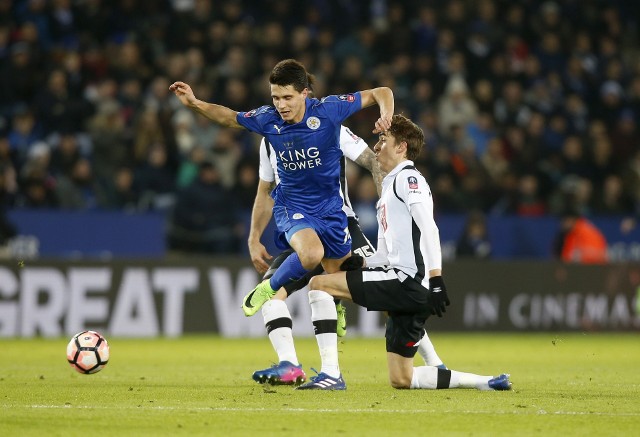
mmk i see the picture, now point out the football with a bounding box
[66,330,110,374]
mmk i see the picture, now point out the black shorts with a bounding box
[346,267,431,357]
[384,313,429,358]
[346,267,430,313]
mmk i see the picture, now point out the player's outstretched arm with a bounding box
[359,87,394,133]
[169,81,241,128]
[248,178,275,274]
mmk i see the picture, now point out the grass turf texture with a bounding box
[1,333,638,436]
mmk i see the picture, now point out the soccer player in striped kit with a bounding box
[299,114,512,391]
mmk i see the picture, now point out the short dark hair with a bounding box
[388,114,425,161]
[269,59,315,92]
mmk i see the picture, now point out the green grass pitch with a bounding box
[1,333,638,436]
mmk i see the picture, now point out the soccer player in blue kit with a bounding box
[170,59,394,315]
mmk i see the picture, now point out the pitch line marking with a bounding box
[4,404,640,417]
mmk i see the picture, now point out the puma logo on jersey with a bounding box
[293,213,304,219]
[274,124,282,134]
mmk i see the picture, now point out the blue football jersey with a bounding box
[237,93,362,216]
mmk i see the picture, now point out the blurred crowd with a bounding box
[1,0,639,253]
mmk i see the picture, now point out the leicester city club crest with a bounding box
[306,116,321,130]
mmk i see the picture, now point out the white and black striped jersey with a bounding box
[258,125,368,218]
[368,160,442,289]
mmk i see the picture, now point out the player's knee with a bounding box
[388,366,412,389]
[298,249,323,270]
[389,375,411,389]
[308,275,324,291]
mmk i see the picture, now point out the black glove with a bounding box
[340,255,365,271]
[428,276,450,317]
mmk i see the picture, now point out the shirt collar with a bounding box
[385,160,414,180]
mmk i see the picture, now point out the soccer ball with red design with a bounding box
[66,330,110,374]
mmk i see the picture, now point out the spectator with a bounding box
[438,76,477,136]
[88,99,128,184]
[553,209,608,264]
[33,68,92,135]
[480,137,509,185]
[595,81,625,130]
[0,0,636,260]
[494,80,531,127]
[466,111,496,158]
[548,175,592,216]
[98,166,139,212]
[472,79,496,114]
[609,109,639,168]
[172,108,197,156]
[167,161,240,254]
[456,210,492,259]
[16,144,57,208]
[7,106,42,167]
[135,143,176,211]
[514,174,547,216]
[232,159,259,211]
[0,42,42,110]
[0,163,17,253]
[209,130,242,189]
[132,108,166,165]
[176,145,208,189]
[55,158,98,210]
[49,132,81,177]
[592,175,635,216]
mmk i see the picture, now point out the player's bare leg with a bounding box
[387,353,511,390]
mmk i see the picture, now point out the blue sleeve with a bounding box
[236,105,273,134]
[319,93,363,124]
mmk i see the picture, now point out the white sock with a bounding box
[410,366,439,389]
[410,366,492,390]
[308,289,340,378]
[417,330,444,367]
[262,300,298,365]
[449,370,492,390]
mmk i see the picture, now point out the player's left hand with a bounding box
[428,276,450,317]
[339,254,365,271]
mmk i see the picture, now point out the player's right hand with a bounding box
[249,241,272,274]
[373,113,393,134]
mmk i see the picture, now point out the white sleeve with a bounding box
[410,200,442,271]
[396,170,429,207]
[339,125,368,161]
[258,138,275,182]
[396,169,442,270]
